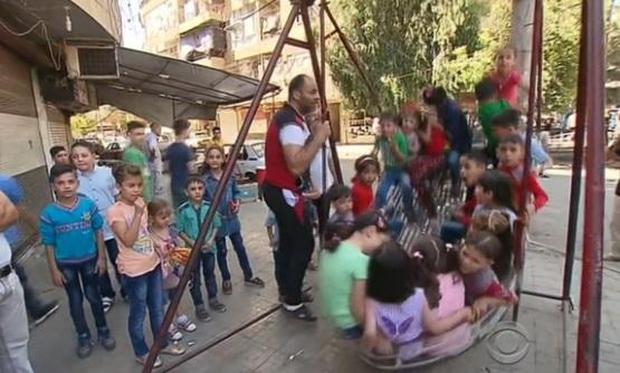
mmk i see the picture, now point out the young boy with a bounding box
[123,120,153,202]
[491,109,552,175]
[373,112,413,219]
[167,119,194,208]
[177,176,224,321]
[49,145,70,166]
[440,151,488,243]
[475,78,511,165]
[497,134,549,214]
[326,184,354,224]
[40,164,116,358]
[71,140,125,309]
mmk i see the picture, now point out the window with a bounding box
[183,0,199,22]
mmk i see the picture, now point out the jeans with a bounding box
[447,150,461,188]
[440,221,467,244]
[57,258,109,339]
[263,183,314,306]
[172,187,187,209]
[375,169,413,212]
[122,267,167,357]
[0,272,33,373]
[216,232,254,282]
[341,325,364,340]
[13,263,48,319]
[99,238,125,299]
[189,252,218,306]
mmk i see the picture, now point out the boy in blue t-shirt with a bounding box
[40,164,116,359]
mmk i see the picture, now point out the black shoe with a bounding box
[278,291,313,304]
[244,277,265,287]
[282,304,317,322]
[209,299,227,313]
[76,337,93,359]
[98,333,116,351]
[33,301,60,326]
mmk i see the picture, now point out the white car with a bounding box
[223,142,265,181]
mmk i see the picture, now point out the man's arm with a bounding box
[282,122,330,176]
[0,191,18,231]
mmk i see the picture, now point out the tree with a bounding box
[70,114,96,138]
[327,0,484,113]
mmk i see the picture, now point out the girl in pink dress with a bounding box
[489,47,522,107]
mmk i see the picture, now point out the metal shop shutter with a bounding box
[0,44,37,118]
[46,104,71,148]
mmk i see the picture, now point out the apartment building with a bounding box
[141,0,345,143]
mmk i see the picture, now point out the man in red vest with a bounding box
[262,74,331,321]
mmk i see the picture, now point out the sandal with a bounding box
[282,304,317,322]
[222,280,233,295]
[244,277,265,287]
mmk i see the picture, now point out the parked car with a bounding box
[223,142,265,181]
[98,141,124,167]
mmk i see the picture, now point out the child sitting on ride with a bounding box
[326,184,354,224]
[496,134,549,219]
[319,211,389,339]
[373,112,414,221]
[488,47,522,108]
[351,155,380,217]
[400,102,422,164]
[458,231,518,316]
[475,78,511,166]
[408,104,449,232]
[363,241,474,361]
[440,150,488,244]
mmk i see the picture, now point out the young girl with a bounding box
[400,102,422,163]
[458,231,517,316]
[107,164,185,367]
[202,145,264,295]
[147,199,197,342]
[363,241,473,361]
[408,105,448,231]
[489,47,522,107]
[319,211,389,339]
[351,155,380,217]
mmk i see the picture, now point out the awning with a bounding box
[94,47,279,125]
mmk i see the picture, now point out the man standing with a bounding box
[210,126,224,148]
[0,190,34,372]
[146,123,165,199]
[167,119,194,208]
[262,74,331,321]
[122,121,153,202]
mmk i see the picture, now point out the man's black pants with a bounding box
[263,183,314,306]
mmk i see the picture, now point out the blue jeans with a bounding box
[216,232,254,281]
[375,169,413,211]
[447,150,461,187]
[99,238,125,299]
[189,251,218,306]
[440,221,467,244]
[57,258,109,340]
[122,267,166,357]
[341,325,364,340]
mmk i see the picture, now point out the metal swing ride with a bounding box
[142,0,606,372]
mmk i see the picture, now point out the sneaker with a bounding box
[209,299,227,313]
[136,354,162,368]
[244,277,265,287]
[278,292,314,304]
[102,297,114,313]
[98,333,116,351]
[76,337,93,359]
[282,304,317,322]
[222,280,233,295]
[33,301,60,326]
[176,314,197,332]
[168,324,183,342]
[161,342,186,356]
[194,305,212,322]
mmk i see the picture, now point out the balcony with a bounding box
[193,56,227,69]
[230,0,255,11]
[179,4,226,34]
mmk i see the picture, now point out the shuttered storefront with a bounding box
[46,104,71,149]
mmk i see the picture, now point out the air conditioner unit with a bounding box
[65,44,119,79]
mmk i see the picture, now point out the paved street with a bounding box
[22,150,620,372]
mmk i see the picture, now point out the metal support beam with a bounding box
[285,38,311,50]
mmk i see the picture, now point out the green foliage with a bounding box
[70,114,96,138]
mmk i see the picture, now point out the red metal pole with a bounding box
[141,4,302,371]
[575,0,605,370]
[513,0,542,321]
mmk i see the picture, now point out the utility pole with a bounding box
[511,0,535,108]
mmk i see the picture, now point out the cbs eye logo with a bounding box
[485,321,532,365]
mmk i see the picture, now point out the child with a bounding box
[326,184,354,224]
[49,145,70,166]
[351,155,380,217]
[400,102,422,163]
[408,235,472,357]
[458,231,517,315]
[489,47,522,107]
[497,135,549,214]
[373,113,413,219]
[71,140,123,311]
[492,109,552,175]
[363,241,473,360]
[107,164,185,367]
[475,78,511,165]
[40,164,116,358]
[122,120,153,203]
[202,145,265,295]
[147,199,197,342]
[167,119,194,208]
[177,176,224,321]
[440,151,488,243]
[265,208,279,252]
[319,211,389,337]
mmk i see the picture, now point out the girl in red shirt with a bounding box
[351,155,380,217]
[489,47,522,108]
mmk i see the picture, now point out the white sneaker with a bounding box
[176,314,197,332]
[168,325,183,342]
